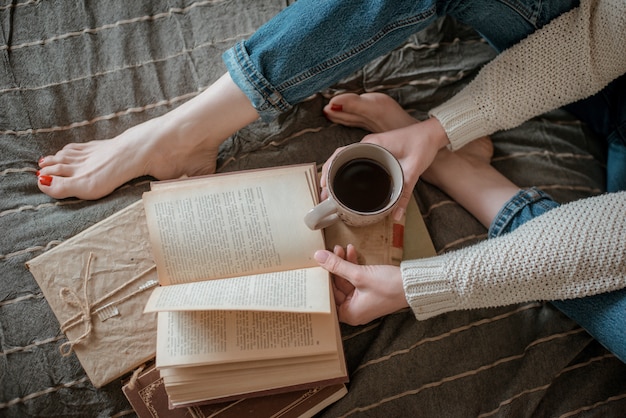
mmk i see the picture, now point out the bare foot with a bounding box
[324,92,417,133]
[37,74,258,200]
[324,91,494,170]
[37,116,219,200]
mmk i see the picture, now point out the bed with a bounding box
[2,1,626,417]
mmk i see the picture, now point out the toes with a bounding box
[38,163,74,177]
[324,108,368,128]
[325,94,359,116]
[324,94,373,128]
[36,175,69,199]
[39,150,84,167]
[36,173,108,200]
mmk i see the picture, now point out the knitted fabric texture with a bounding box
[430,0,626,150]
[401,192,626,320]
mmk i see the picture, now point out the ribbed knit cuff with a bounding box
[400,258,458,320]
[429,90,492,151]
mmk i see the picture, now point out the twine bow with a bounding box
[58,252,157,356]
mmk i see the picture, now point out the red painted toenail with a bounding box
[38,157,45,165]
[36,170,40,176]
[39,175,53,187]
[330,104,343,112]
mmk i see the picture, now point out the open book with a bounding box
[141,164,348,407]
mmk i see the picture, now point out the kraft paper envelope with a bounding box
[27,200,157,388]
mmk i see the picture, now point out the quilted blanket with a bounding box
[2,1,625,417]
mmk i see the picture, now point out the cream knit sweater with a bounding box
[430,0,626,150]
[402,193,626,320]
[402,0,626,320]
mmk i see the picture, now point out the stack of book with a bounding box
[28,163,435,417]
[140,164,348,407]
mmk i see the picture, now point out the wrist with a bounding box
[423,117,450,150]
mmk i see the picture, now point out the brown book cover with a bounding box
[123,365,347,418]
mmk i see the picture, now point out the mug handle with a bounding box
[304,199,340,230]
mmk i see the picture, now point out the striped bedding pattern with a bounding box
[1,1,625,417]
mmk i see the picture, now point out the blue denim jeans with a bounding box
[222,0,625,188]
[489,189,626,362]
[223,0,579,122]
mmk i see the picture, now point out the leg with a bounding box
[492,190,626,362]
[556,76,626,363]
[40,0,445,200]
[565,73,626,193]
[226,0,580,122]
[38,74,258,200]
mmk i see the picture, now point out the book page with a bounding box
[165,358,346,405]
[142,164,324,285]
[155,309,337,368]
[144,267,330,314]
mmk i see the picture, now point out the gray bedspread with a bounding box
[2,1,625,417]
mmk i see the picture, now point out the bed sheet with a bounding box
[1,1,625,417]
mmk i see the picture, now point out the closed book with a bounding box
[122,364,347,418]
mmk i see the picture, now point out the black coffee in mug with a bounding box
[333,158,392,212]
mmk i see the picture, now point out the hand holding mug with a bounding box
[304,143,404,230]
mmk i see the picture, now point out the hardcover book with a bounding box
[122,364,347,418]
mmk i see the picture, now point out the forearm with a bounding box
[430,0,626,150]
[401,193,626,320]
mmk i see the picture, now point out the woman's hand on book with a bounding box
[314,244,408,326]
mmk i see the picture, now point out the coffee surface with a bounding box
[333,158,392,212]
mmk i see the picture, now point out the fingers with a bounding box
[329,245,356,298]
[345,244,358,264]
[331,279,347,306]
[314,249,359,288]
[332,244,345,259]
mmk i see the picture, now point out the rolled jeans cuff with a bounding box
[488,187,560,238]
[223,41,293,123]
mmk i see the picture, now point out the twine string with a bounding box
[59,253,94,356]
[57,253,157,356]
[126,363,146,391]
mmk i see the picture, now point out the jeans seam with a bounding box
[607,121,626,146]
[495,0,540,27]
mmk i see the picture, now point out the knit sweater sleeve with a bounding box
[430,0,626,150]
[400,193,626,320]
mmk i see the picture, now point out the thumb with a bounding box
[314,250,357,285]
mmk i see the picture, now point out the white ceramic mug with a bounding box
[304,143,404,230]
